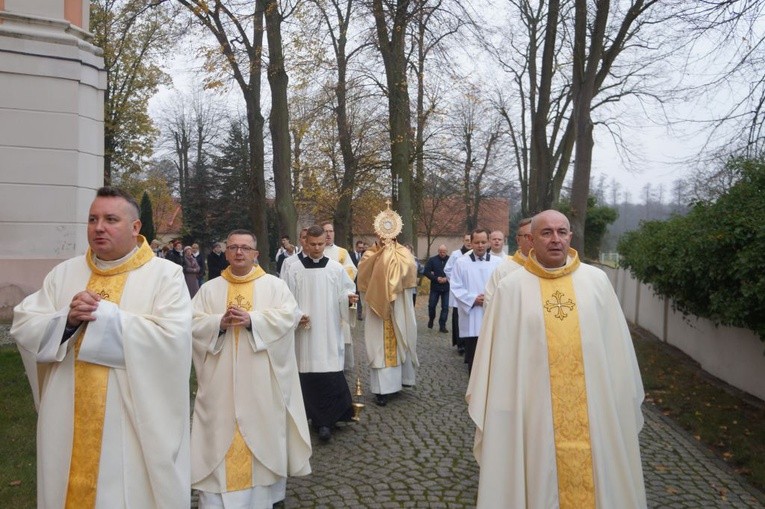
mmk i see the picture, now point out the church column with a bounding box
[0,0,106,319]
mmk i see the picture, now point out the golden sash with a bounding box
[356,240,417,321]
[220,265,266,491]
[383,318,398,367]
[526,249,595,509]
[65,238,154,509]
[510,249,526,266]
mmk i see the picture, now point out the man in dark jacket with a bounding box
[166,239,184,266]
[424,244,450,333]
[206,242,229,280]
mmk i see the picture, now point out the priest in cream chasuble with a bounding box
[467,210,646,509]
[357,214,419,407]
[12,188,192,509]
[190,230,311,509]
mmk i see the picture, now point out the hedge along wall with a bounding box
[602,265,765,402]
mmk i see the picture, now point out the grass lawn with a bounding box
[632,325,765,493]
[0,345,36,509]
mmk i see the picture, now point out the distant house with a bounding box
[155,201,183,244]
[416,197,510,257]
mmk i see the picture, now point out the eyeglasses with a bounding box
[226,245,256,252]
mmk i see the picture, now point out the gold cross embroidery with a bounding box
[544,290,575,321]
[228,294,252,309]
[96,289,110,300]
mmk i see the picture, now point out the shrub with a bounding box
[618,157,765,340]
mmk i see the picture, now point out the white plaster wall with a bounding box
[637,281,666,341]
[5,0,64,19]
[620,270,639,323]
[609,268,765,402]
[0,5,105,305]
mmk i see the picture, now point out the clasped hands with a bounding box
[220,305,251,331]
[67,290,102,328]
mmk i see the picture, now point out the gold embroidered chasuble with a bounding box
[65,241,154,509]
[220,266,266,491]
[510,250,526,266]
[357,241,418,369]
[525,250,595,509]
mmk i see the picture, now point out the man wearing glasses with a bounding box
[483,217,533,306]
[190,229,312,508]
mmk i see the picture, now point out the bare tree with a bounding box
[263,0,299,242]
[451,89,505,231]
[172,0,273,265]
[371,0,417,244]
[568,0,663,252]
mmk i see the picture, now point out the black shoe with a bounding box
[439,327,449,333]
[318,426,331,442]
[457,347,465,355]
[427,319,434,329]
[374,394,388,406]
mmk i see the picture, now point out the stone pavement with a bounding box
[2,297,764,508]
[279,299,765,509]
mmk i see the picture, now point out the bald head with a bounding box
[437,244,448,257]
[530,210,572,268]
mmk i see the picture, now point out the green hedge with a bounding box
[618,157,765,340]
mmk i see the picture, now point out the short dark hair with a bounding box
[355,240,365,247]
[320,220,333,228]
[306,225,325,238]
[471,228,490,241]
[227,229,257,247]
[96,186,140,218]
[281,234,290,240]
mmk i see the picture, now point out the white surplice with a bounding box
[284,257,355,372]
[322,244,357,369]
[11,252,192,509]
[450,253,502,338]
[466,254,647,509]
[190,273,311,503]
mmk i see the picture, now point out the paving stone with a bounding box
[2,293,763,509]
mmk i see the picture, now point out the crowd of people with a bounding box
[11,186,648,509]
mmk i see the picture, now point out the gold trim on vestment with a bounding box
[511,249,526,266]
[222,266,264,491]
[356,241,417,321]
[65,238,154,508]
[534,249,595,509]
[383,317,398,367]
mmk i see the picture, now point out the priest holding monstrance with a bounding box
[357,202,419,407]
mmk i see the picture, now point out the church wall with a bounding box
[666,308,765,402]
[618,269,639,324]
[603,266,765,403]
[0,1,105,315]
[637,281,666,341]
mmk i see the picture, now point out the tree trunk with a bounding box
[248,7,270,268]
[262,0,296,243]
[372,0,414,245]
[570,0,609,254]
[529,0,559,213]
[331,5,357,249]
